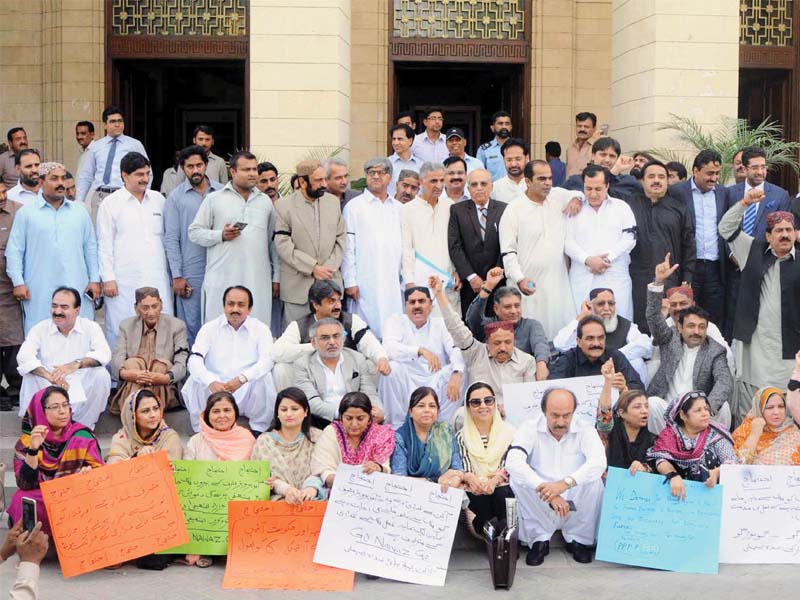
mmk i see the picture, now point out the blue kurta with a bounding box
[5,194,100,333]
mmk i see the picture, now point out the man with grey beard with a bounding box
[553,287,652,386]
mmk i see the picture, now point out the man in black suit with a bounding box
[448,168,507,318]
[668,150,730,330]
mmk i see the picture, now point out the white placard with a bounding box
[502,375,616,428]
[720,464,800,563]
[313,464,464,586]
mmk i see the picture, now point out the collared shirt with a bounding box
[75,134,149,202]
[548,346,644,390]
[465,295,552,361]
[160,167,182,198]
[477,139,507,181]
[401,196,455,284]
[17,317,111,374]
[462,153,484,173]
[382,313,466,372]
[566,140,593,177]
[388,152,423,196]
[440,188,469,203]
[317,353,347,408]
[411,132,449,163]
[163,177,222,279]
[549,158,567,187]
[188,315,274,386]
[0,199,24,345]
[564,196,637,266]
[176,152,229,185]
[0,150,18,187]
[691,178,719,260]
[6,183,39,206]
[552,316,653,365]
[667,343,700,403]
[491,175,527,205]
[506,413,607,489]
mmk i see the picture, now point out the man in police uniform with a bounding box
[477,111,513,181]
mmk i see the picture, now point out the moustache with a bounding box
[53,313,65,318]
[230,312,241,317]
[779,237,792,242]
[55,186,65,192]
[589,346,603,350]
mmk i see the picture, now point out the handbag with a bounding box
[484,517,518,589]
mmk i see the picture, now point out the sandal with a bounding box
[195,556,214,568]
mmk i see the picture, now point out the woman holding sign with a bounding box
[456,382,516,538]
[7,386,104,534]
[597,386,656,475]
[391,386,465,489]
[732,383,800,465]
[312,392,395,487]
[252,387,326,502]
[648,391,737,499]
[107,389,183,464]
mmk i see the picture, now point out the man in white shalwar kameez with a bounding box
[182,286,276,433]
[564,165,636,321]
[188,151,278,326]
[97,152,172,351]
[499,160,579,339]
[379,287,466,428]
[342,157,404,339]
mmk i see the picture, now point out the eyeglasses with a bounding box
[468,396,496,408]
[317,333,343,342]
[44,403,70,412]
[366,169,387,177]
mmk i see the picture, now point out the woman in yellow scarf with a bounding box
[732,385,800,465]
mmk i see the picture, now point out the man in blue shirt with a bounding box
[477,111,513,181]
[76,105,148,222]
[545,141,567,187]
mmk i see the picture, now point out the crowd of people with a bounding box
[1,105,800,595]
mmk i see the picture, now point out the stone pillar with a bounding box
[250,0,352,175]
[611,0,739,155]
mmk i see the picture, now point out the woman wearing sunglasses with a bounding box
[456,382,516,538]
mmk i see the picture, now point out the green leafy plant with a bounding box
[650,114,800,184]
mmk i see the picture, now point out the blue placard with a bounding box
[596,467,722,574]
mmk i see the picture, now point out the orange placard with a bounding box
[40,452,189,578]
[223,501,354,591]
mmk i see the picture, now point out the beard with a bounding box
[603,314,619,332]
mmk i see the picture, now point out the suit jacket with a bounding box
[725,181,791,241]
[293,347,380,422]
[274,191,346,304]
[447,198,506,281]
[644,286,732,412]
[669,178,730,280]
[110,313,189,382]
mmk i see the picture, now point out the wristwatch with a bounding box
[25,447,39,456]
[167,371,175,385]
[74,358,82,368]
[564,476,576,489]
[238,374,248,385]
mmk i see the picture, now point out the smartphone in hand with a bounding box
[22,497,37,533]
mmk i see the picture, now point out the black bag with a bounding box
[484,518,518,589]
[136,553,171,571]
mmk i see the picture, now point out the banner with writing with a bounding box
[161,460,270,555]
[596,467,723,574]
[41,452,189,577]
[313,464,463,586]
[503,375,616,428]
[224,501,354,591]
[720,464,800,563]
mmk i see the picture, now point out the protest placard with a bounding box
[503,375,616,428]
[223,501,354,591]
[161,460,270,555]
[720,464,800,563]
[313,464,463,586]
[41,452,188,577]
[596,467,723,574]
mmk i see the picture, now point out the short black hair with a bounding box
[14,148,40,166]
[409,386,439,411]
[203,391,239,428]
[120,152,150,175]
[6,127,25,142]
[666,161,688,180]
[443,155,467,171]
[423,108,443,119]
[230,150,256,170]
[52,286,81,308]
[491,110,511,124]
[676,305,710,326]
[102,106,123,122]
[193,124,215,139]
[545,141,561,157]
[308,279,342,312]
[577,314,605,338]
[576,112,597,127]
[76,121,94,133]
[396,110,415,124]
[641,159,668,177]
[65,171,74,179]
[741,146,767,167]
[692,149,722,171]
[338,391,373,420]
[523,159,550,179]
[179,145,208,167]
[500,137,529,157]
[390,123,414,140]
[258,161,278,176]
[582,164,611,185]
[591,137,621,156]
[541,388,578,412]
[223,285,254,308]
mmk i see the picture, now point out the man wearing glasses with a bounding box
[411,109,448,163]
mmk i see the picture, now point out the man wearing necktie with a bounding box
[75,106,149,223]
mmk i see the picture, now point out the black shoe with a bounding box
[0,395,14,411]
[525,541,549,566]
[564,540,593,563]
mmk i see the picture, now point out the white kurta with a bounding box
[187,183,279,325]
[342,191,404,339]
[564,196,636,320]
[491,176,527,205]
[96,188,173,350]
[499,188,576,338]
[379,313,466,428]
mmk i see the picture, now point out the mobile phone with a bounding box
[22,497,37,533]
[600,124,609,135]
[233,222,248,231]
[84,289,94,301]
[567,500,577,512]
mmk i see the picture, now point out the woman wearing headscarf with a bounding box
[391,386,464,489]
[456,382,515,537]
[732,383,800,465]
[7,386,104,534]
[311,392,395,488]
[648,390,737,500]
[106,389,182,463]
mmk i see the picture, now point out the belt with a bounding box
[96,186,119,194]
[696,259,719,263]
